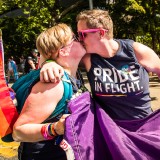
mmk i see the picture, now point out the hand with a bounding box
[40,62,64,83]
[54,114,70,135]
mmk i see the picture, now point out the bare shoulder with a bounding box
[133,42,160,75]
[133,42,157,61]
[18,81,64,124]
[30,80,64,106]
[133,42,155,56]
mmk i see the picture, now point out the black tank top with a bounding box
[87,39,152,120]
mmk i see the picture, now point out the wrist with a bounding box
[41,124,54,140]
[51,122,58,136]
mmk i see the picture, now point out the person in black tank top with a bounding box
[40,9,160,120]
[24,49,39,74]
[12,23,86,160]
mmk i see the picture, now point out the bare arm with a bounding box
[28,59,36,70]
[12,80,64,142]
[133,42,160,78]
[39,54,91,83]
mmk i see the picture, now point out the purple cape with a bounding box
[64,92,160,160]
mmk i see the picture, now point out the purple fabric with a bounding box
[64,92,160,160]
[9,90,15,100]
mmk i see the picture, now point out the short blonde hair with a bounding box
[76,9,113,38]
[36,23,73,59]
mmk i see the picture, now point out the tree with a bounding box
[0,0,88,58]
[140,0,160,53]
[0,0,159,59]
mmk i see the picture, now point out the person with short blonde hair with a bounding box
[12,23,86,160]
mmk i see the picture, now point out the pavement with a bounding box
[149,75,160,111]
[0,74,159,159]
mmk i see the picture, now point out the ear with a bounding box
[59,49,69,56]
[99,30,105,37]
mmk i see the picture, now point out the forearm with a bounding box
[28,60,36,70]
[12,114,69,142]
[31,63,36,70]
[12,123,45,142]
[146,65,160,79]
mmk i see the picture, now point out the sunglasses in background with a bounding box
[77,28,108,41]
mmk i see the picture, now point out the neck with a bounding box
[97,39,119,58]
[63,59,81,78]
[64,68,77,78]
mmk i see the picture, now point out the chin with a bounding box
[86,47,95,54]
[86,51,95,54]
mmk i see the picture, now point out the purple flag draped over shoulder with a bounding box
[64,92,160,160]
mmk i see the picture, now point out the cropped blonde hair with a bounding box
[76,9,113,38]
[36,23,73,59]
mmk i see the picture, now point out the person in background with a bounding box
[7,56,19,82]
[19,55,26,75]
[24,49,40,74]
[32,49,40,69]
[12,23,86,160]
[40,9,160,120]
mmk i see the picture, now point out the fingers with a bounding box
[40,68,64,83]
[59,68,64,78]
[52,67,64,83]
[40,69,52,82]
[57,114,70,125]
[61,114,70,120]
[40,62,64,83]
[54,114,70,135]
[54,121,64,135]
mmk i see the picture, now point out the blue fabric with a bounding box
[12,69,73,116]
[12,69,40,113]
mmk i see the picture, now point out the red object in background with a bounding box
[0,30,18,138]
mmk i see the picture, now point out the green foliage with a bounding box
[0,0,58,59]
[136,33,152,46]
[0,0,159,60]
[125,0,145,14]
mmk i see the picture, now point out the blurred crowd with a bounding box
[5,49,40,83]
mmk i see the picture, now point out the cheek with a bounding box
[84,36,94,45]
[83,39,91,49]
[85,35,97,47]
[84,40,96,53]
[80,47,86,56]
[75,44,85,55]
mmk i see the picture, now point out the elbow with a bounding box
[12,135,20,142]
[12,125,24,142]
